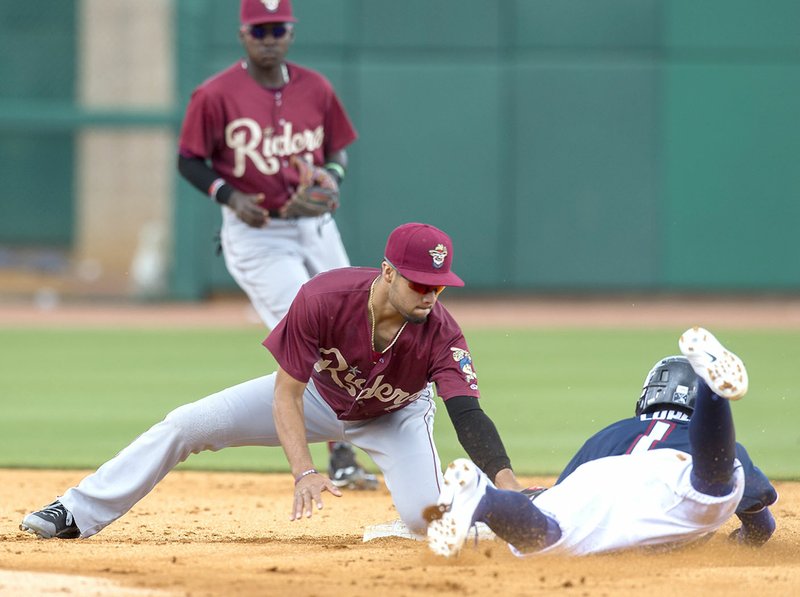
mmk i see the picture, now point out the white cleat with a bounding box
[678,327,748,400]
[426,459,493,557]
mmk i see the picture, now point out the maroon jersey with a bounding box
[264,268,481,420]
[178,61,357,211]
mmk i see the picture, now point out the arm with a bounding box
[730,507,776,547]
[323,149,348,186]
[176,154,268,228]
[444,395,523,491]
[730,445,777,546]
[272,366,341,520]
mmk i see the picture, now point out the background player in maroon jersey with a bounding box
[21,222,524,540]
[176,0,372,490]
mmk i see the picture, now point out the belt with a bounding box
[268,210,330,220]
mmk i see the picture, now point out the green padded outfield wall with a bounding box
[663,0,800,290]
[0,1,76,246]
[5,1,792,295]
[173,0,800,296]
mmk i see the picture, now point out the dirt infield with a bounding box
[2,296,799,595]
[1,470,798,596]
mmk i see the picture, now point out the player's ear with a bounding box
[380,261,394,282]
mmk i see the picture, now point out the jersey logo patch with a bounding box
[314,347,423,411]
[429,244,447,269]
[451,347,477,385]
[225,119,324,177]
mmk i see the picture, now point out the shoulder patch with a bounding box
[451,347,477,385]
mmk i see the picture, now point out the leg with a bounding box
[62,375,283,537]
[327,441,378,490]
[345,391,441,532]
[480,487,561,552]
[427,459,560,557]
[299,214,350,274]
[679,326,747,495]
[221,216,310,329]
[688,382,736,495]
[22,374,343,538]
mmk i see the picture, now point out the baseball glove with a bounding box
[282,155,340,219]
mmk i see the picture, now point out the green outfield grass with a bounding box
[1,326,797,478]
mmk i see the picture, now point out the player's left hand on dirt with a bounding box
[281,155,340,218]
[291,472,342,521]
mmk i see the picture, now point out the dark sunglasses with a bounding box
[384,258,445,296]
[246,23,292,39]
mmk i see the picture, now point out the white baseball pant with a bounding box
[220,210,350,329]
[520,448,745,556]
[59,375,442,537]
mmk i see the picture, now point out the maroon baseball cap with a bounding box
[384,223,465,287]
[240,0,297,25]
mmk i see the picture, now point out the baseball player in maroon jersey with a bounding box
[177,0,372,489]
[21,222,524,539]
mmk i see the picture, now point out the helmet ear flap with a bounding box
[636,356,698,416]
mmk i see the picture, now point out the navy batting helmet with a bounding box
[635,356,699,416]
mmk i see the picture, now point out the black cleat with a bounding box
[20,501,80,539]
[329,442,378,490]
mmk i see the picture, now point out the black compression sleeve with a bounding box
[177,155,233,204]
[444,395,512,481]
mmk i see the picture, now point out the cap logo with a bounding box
[429,243,448,269]
[260,0,280,11]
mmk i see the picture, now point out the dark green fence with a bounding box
[2,1,798,296]
[0,1,77,245]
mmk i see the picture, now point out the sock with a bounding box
[477,487,560,552]
[689,381,736,496]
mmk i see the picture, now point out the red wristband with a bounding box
[208,178,226,200]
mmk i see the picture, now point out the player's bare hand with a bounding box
[291,473,342,521]
[228,191,269,228]
[493,468,524,491]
